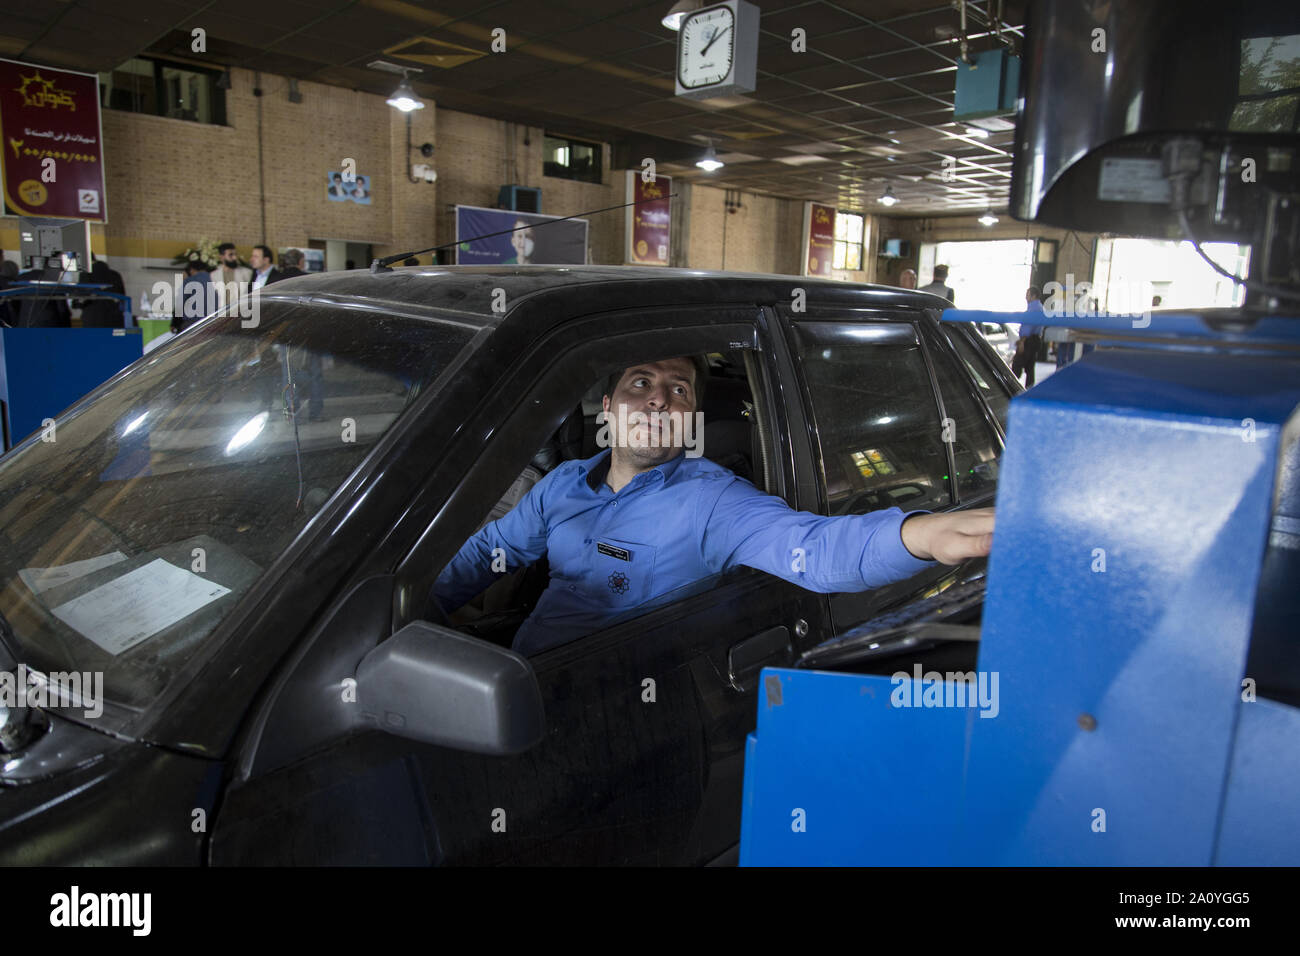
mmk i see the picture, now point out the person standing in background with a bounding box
[1012,286,1045,387]
[919,264,955,304]
[77,259,127,328]
[898,268,917,289]
[212,243,252,312]
[213,243,251,288]
[271,248,307,282]
[249,245,281,291]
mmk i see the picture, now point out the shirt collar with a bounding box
[576,448,687,494]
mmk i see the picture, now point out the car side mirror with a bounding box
[355,621,544,755]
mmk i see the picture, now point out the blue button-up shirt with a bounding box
[434,449,935,655]
[1020,298,1044,338]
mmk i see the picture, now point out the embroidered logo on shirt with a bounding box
[597,542,631,561]
[608,571,631,594]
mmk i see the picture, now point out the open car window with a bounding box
[435,347,771,655]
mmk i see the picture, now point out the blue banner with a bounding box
[454,205,588,265]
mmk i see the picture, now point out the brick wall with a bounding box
[0,61,1078,290]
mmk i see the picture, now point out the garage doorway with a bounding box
[918,239,1034,310]
[1091,238,1250,312]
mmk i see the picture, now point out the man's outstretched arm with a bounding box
[700,479,994,592]
[431,480,550,614]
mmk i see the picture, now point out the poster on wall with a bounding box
[327,172,371,204]
[625,170,671,265]
[0,58,108,221]
[802,202,835,277]
[455,204,588,265]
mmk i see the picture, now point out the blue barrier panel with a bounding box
[741,328,1300,866]
[0,328,142,450]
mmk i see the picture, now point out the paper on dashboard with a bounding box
[50,558,232,656]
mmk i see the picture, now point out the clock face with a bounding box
[679,5,735,89]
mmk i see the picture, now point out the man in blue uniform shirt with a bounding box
[434,356,995,656]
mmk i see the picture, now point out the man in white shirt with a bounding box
[211,243,251,313]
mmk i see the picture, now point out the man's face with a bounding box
[221,248,238,267]
[602,357,698,468]
[250,249,267,271]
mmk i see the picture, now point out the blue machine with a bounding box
[741,0,1300,867]
[0,327,142,452]
[0,281,141,451]
[740,312,1300,865]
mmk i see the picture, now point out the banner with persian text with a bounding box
[625,171,671,265]
[0,58,107,222]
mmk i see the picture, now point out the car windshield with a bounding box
[0,300,474,714]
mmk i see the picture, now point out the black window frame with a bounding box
[392,306,797,643]
[99,55,228,126]
[916,319,1005,505]
[542,133,603,184]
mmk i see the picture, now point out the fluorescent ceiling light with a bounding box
[979,209,1000,226]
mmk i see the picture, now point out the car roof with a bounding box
[256,264,951,327]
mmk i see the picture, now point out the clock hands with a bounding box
[700,24,731,57]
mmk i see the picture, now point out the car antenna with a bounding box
[369,193,679,273]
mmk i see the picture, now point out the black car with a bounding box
[0,266,1020,865]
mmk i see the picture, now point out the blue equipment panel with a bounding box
[0,328,142,451]
[741,313,1300,866]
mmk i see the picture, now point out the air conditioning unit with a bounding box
[498,185,541,213]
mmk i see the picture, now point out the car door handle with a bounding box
[728,626,792,693]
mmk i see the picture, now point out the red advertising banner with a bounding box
[0,58,107,222]
[625,171,671,265]
[805,202,834,277]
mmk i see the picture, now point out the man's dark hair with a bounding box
[185,258,207,274]
[253,244,273,261]
[403,256,420,266]
[217,242,236,254]
[934,264,949,280]
[1027,285,1042,300]
[604,354,711,411]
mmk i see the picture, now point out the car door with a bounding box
[775,305,959,634]
[391,308,829,865]
[212,302,828,865]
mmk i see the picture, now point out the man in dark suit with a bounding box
[249,245,281,291]
[270,248,307,282]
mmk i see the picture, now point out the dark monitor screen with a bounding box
[1011,0,1300,245]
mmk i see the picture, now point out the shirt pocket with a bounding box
[587,536,657,611]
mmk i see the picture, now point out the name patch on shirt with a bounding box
[596,542,631,561]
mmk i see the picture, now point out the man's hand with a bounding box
[900,508,995,564]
